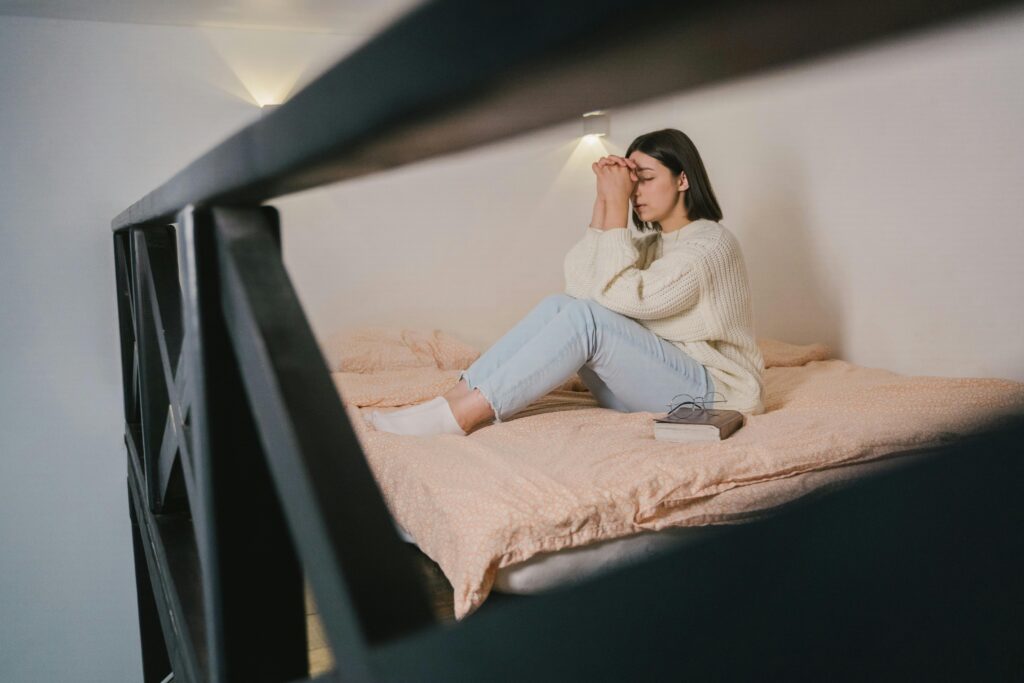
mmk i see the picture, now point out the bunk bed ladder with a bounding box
[115,206,438,683]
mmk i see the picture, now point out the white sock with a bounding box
[363,398,436,426]
[370,396,467,437]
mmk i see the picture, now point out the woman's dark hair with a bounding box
[625,128,723,232]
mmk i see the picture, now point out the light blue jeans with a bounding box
[458,293,714,423]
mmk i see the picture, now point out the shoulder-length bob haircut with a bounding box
[625,128,723,233]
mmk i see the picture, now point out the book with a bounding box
[653,407,745,442]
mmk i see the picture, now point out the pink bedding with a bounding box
[323,327,1024,619]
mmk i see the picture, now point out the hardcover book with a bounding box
[653,407,745,442]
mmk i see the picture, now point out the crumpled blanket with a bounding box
[323,326,1024,619]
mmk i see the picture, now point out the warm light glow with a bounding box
[197,27,363,108]
[522,134,627,221]
[575,133,620,172]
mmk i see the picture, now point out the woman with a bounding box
[370,128,765,437]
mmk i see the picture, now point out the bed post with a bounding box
[176,206,309,682]
[128,479,175,681]
[115,230,176,682]
[117,202,439,682]
[208,205,438,680]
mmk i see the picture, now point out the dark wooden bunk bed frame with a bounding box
[112,1,1024,681]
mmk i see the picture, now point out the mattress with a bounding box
[394,448,928,595]
[324,327,1024,619]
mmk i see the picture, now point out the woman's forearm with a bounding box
[589,196,605,229]
[600,197,630,230]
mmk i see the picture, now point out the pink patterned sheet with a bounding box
[322,327,1024,619]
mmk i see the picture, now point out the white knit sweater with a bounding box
[563,219,766,415]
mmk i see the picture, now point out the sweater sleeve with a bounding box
[586,227,707,320]
[562,227,604,299]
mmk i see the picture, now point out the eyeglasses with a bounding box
[665,391,725,417]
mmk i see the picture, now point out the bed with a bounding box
[321,326,1024,619]
[112,0,1024,677]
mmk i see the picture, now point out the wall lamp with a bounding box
[582,110,609,137]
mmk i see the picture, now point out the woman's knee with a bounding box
[572,298,629,326]
[538,295,606,338]
[558,298,603,340]
[535,292,576,316]
[540,292,575,307]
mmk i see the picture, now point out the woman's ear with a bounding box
[678,173,689,192]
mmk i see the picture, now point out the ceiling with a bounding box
[0,0,427,34]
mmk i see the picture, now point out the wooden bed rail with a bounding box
[118,207,440,682]
[112,0,1023,681]
[209,207,438,651]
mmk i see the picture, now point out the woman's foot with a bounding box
[447,388,496,433]
[370,397,467,437]
[368,379,496,436]
[443,378,473,402]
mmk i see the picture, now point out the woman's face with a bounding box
[627,150,688,225]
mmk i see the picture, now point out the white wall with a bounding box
[1,6,1022,682]
[280,5,1024,382]
[0,16,354,682]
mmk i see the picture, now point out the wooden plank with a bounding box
[131,230,171,511]
[112,0,1016,231]
[174,348,190,428]
[156,410,179,506]
[131,343,140,423]
[134,224,191,509]
[113,232,140,425]
[129,479,173,683]
[171,348,195,498]
[176,205,308,682]
[138,226,184,409]
[210,205,437,679]
[155,410,190,513]
[126,424,206,682]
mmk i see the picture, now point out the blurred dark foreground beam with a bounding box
[113,0,1023,231]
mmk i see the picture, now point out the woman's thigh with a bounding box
[573,298,712,414]
[461,292,575,387]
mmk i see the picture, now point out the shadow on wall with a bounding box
[279,125,605,354]
[739,149,845,359]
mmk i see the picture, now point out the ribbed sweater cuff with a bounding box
[595,227,636,272]
[596,226,631,243]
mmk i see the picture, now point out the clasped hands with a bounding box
[590,155,638,231]
[592,155,639,202]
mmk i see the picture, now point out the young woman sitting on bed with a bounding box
[368,128,766,437]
